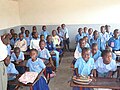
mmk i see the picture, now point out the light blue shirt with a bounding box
[74,57,94,76]
[7,63,19,74]
[26,58,46,73]
[10,52,24,61]
[112,53,116,60]
[91,50,101,61]
[40,31,50,39]
[25,36,31,46]
[75,34,84,43]
[10,38,18,46]
[7,44,11,56]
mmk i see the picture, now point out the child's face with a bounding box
[40,36,44,40]
[114,30,119,38]
[82,50,90,61]
[94,32,99,39]
[52,30,56,36]
[84,37,88,43]
[102,52,112,64]
[19,34,24,40]
[57,27,60,32]
[25,31,29,36]
[78,29,82,34]
[61,24,65,29]
[4,56,10,66]
[92,46,98,54]
[47,36,52,42]
[88,29,93,35]
[80,40,86,48]
[30,51,38,61]
[14,34,17,39]
[84,27,87,33]
[43,26,46,31]
[33,33,38,39]
[39,41,46,49]
[15,50,20,57]
[101,27,105,33]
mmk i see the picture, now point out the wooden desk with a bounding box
[70,77,120,90]
[8,74,40,90]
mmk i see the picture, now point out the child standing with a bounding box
[26,49,49,90]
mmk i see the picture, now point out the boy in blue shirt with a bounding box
[10,33,18,49]
[108,29,120,51]
[26,49,49,90]
[73,47,94,90]
[91,43,101,61]
[83,27,88,36]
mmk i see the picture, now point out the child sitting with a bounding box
[87,28,93,44]
[83,36,90,48]
[25,30,31,51]
[40,34,46,42]
[30,32,40,50]
[46,35,60,68]
[26,49,49,90]
[94,50,117,78]
[73,47,94,90]
[10,33,18,49]
[14,33,27,52]
[91,43,101,61]
[10,47,25,74]
[52,30,60,46]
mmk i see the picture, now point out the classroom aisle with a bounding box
[49,51,74,90]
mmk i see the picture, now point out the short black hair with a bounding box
[101,50,112,57]
[92,43,98,48]
[79,38,85,44]
[82,47,90,53]
[114,29,119,33]
[30,49,38,54]
[14,47,20,52]
[39,40,46,45]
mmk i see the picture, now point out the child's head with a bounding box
[100,26,105,34]
[57,26,61,33]
[105,46,112,52]
[42,25,47,31]
[82,47,91,62]
[25,30,30,36]
[84,27,88,33]
[52,30,57,36]
[61,24,65,29]
[14,47,20,57]
[78,28,83,35]
[91,43,98,54]
[32,32,38,39]
[105,25,110,33]
[79,38,86,49]
[2,37,10,45]
[19,33,24,41]
[4,55,10,66]
[113,29,119,38]
[39,40,46,50]
[46,35,52,43]
[88,28,93,35]
[20,27,25,33]
[83,36,88,43]
[101,50,112,64]
[93,30,99,39]
[30,49,38,61]
[13,33,18,39]
[40,35,45,41]
[32,26,37,32]
[10,29,15,35]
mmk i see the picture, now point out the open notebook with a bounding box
[19,72,38,84]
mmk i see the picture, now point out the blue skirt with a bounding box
[33,76,49,90]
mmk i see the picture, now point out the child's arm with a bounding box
[75,68,80,78]
[38,68,45,78]
[92,69,97,77]
[107,71,113,78]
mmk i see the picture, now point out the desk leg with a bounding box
[30,86,33,90]
[80,87,83,90]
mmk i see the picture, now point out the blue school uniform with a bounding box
[108,36,120,51]
[87,34,93,44]
[83,32,88,37]
[7,63,19,74]
[40,31,50,40]
[46,42,60,68]
[10,38,18,46]
[112,53,116,60]
[91,50,101,61]
[90,37,101,50]
[25,36,31,46]
[10,52,25,74]
[75,34,84,43]
[73,57,94,90]
[26,58,49,90]
[7,44,12,56]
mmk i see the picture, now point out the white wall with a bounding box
[0,0,20,30]
[19,0,120,25]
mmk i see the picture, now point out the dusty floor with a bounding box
[19,51,74,90]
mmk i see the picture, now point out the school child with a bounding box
[57,26,64,46]
[75,28,84,44]
[26,49,49,90]
[108,29,120,51]
[10,29,15,39]
[40,34,46,42]
[83,27,88,36]
[4,55,19,90]
[99,26,109,51]
[91,43,101,61]
[94,50,117,78]
[10,33,18,49]
[46,35,60,68]
[30,26,39,39]
[25,30,31,51]
[73,47,94,90]
[61,24,70,51]
[90,30,101,50]
[30,32,40,50]
[87,28,93,44]
[20,27,26,37]
[2,37,12,56]
[52,30,60,46]
[40,25,50,40]
[105,25,113,38]
[83,36,90,48]
[74,38,86,59]
[14,33,27,52]
[10,47,25,74]
[105,46,116,60]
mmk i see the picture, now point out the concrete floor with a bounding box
[19,51,74,90]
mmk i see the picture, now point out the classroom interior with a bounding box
[0,0,120,90]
